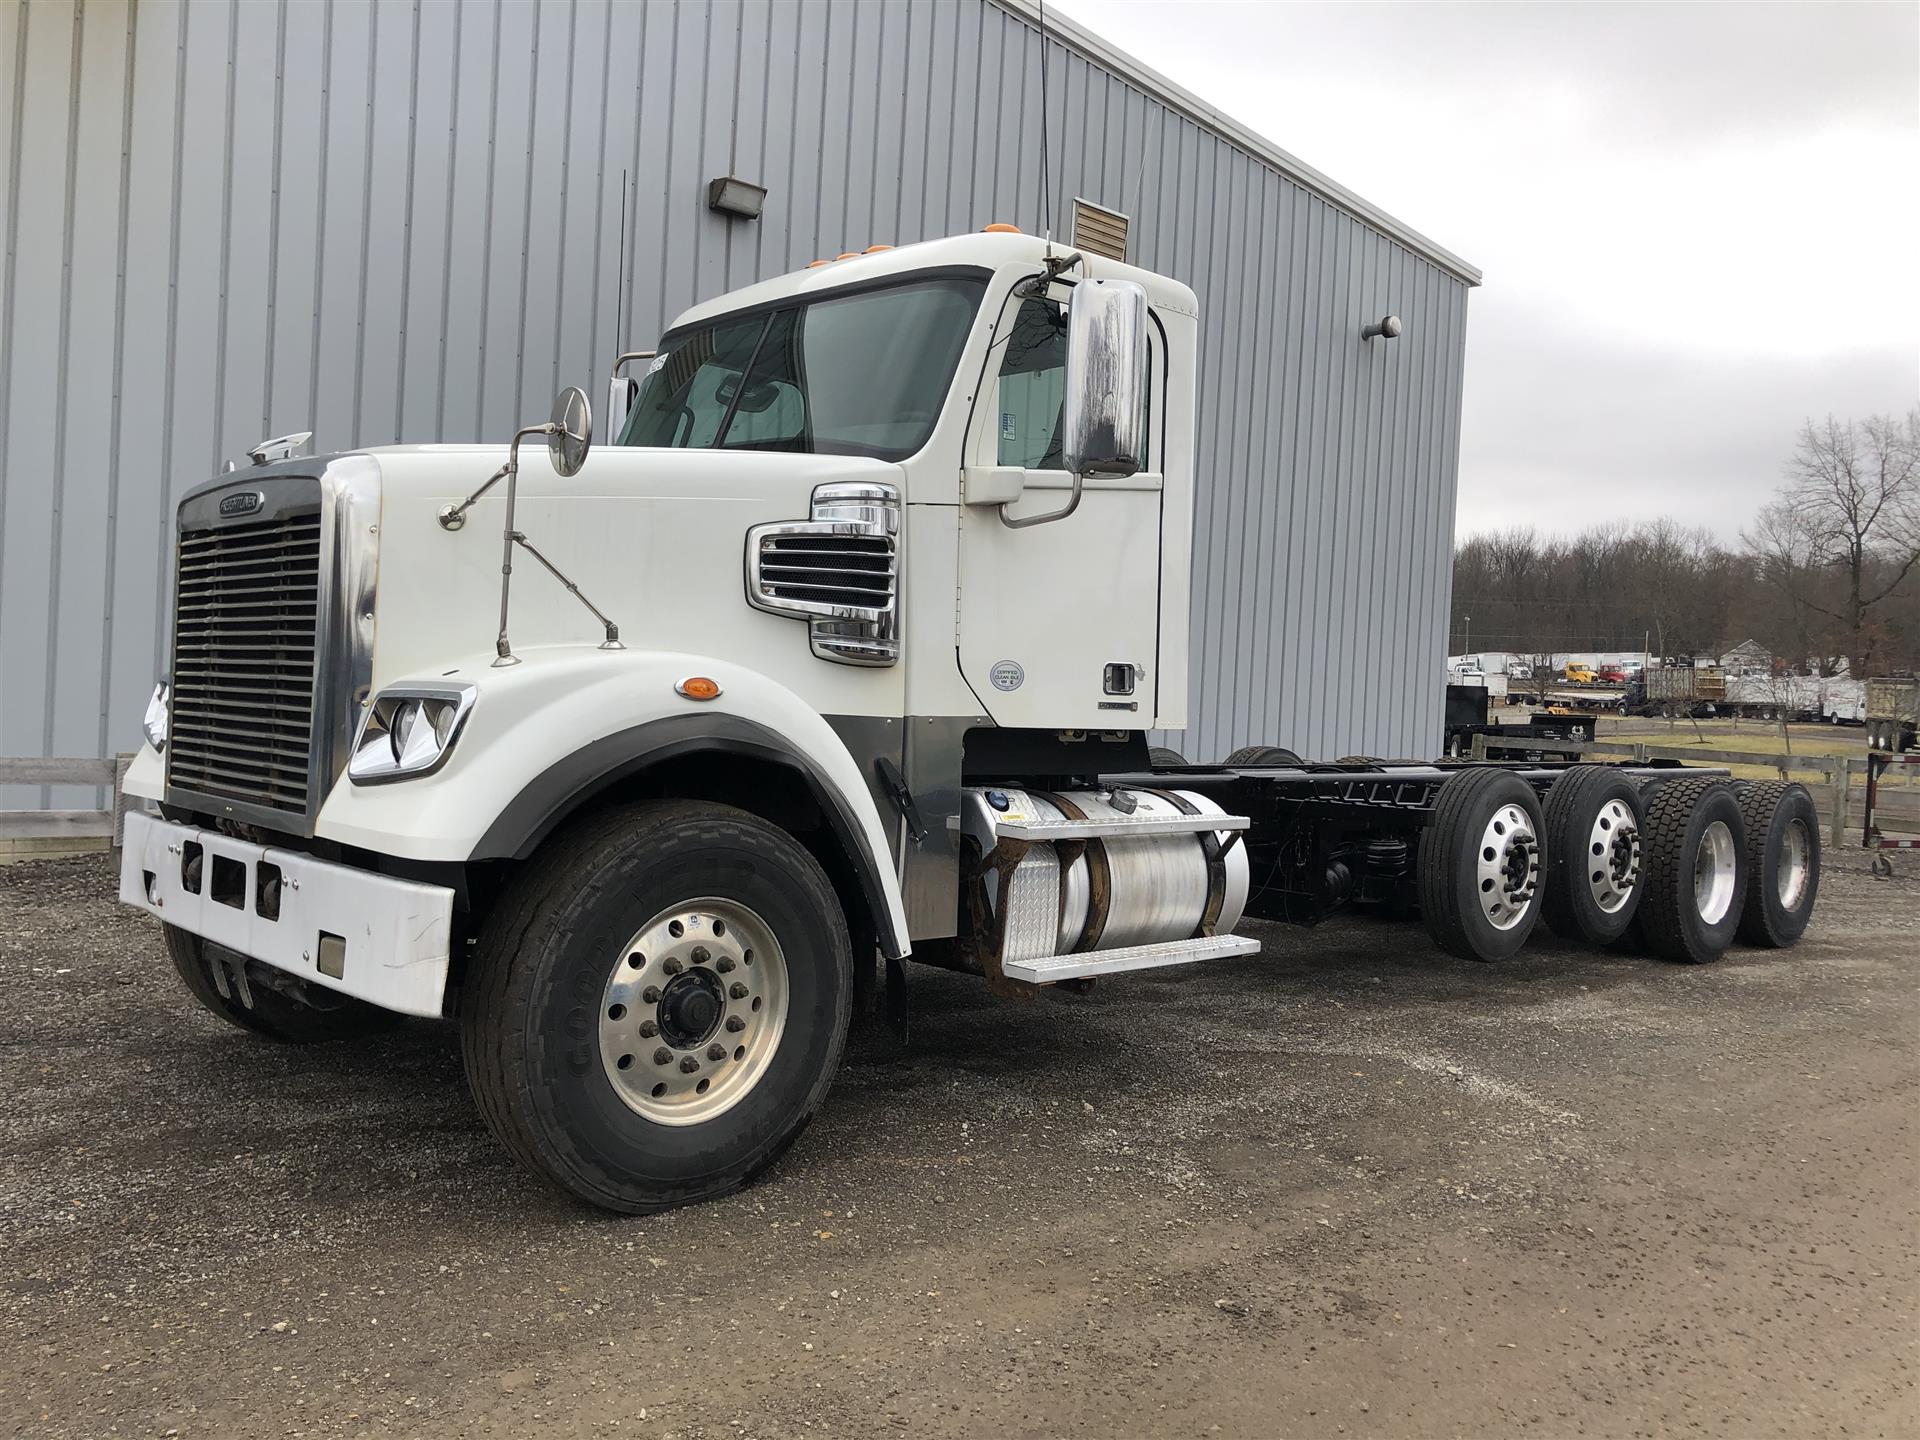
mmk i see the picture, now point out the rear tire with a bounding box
[1147,746,1188,767]
[1632,778,1747,964]
[1416,768,1545,962]
[164,925,399,1043]
[1224,744,1302,766]
[461,800,852,1214]
[1540,766,1645,945]
[1734,781,1820,948]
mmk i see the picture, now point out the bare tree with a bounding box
[1745,410,1920,677]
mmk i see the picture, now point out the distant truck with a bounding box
[1867,676,1919,752]
[1597,664,1630,686]
[1628,665,1727,717]
[1562,662,1598,686]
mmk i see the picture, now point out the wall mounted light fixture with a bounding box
[707,175,767,220]
[1361,314,1403,341]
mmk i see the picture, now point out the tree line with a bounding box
[1450,409,1920,676]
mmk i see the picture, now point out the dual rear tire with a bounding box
[1418,768,1818,965]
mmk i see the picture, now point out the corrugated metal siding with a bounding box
[0,0,1470,808]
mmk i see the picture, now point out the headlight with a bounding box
[348,684,477,784]
[143,680,170,752]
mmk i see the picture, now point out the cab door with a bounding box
[956,283,1163,729]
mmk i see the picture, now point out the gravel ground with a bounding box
[2,849,1915,1439]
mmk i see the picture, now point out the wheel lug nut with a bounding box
[725,1015,745,1033]
[707,1043,726,1062]
[641,985,661,1003]
[679,1055,700,1074]
[691,945,710,965]
[638,1019,659,1038]
[653,1047,673,1066]
[729,982,749,999]
[716,956,734,973]
[663,958,684,976]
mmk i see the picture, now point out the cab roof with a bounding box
[666,230,1200,335]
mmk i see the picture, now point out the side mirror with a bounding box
[548,386,592,477]
[999,278,1146,530]
[1062,277,1147,479]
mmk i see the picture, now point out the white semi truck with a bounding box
[117,230,1822,1212]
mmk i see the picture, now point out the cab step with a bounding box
[993,811,1250,841]
[1001,933,1261,984]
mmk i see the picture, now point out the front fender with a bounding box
[314,648,909,956]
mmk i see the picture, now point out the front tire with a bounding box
[462,800,852,1214]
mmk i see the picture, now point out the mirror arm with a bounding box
[438,462,513,531]
[998,471,1084,530]
[489,422,559,668]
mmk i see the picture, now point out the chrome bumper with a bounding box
[118,811,454,1018]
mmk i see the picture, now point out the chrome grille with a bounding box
[166,512,322,815]
[745,481,900,667]
[755,533,895,610]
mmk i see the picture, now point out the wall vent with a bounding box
[1071,199,1129,262]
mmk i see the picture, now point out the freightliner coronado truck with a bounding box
[118,230,1823,1212]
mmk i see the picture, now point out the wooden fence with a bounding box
[1468,735,1918,846]
[0,756,137,850]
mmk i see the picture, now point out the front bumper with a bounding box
[118,812,454,1018]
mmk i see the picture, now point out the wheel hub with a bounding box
[1693,819,1737,925]
[598,899,788,1126]
[1475,803,1540,931]
[656,969,724,1049]
[1777,817,1810,910]
[1586,799,1641,914]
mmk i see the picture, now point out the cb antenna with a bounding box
[613,168,630,359]
[1037,0,1053,246]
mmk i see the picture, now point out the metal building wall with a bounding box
[0,0,1473,809]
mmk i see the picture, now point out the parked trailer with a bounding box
[1443,684,1596,759]
[1866,676,1919,753]
[113,232,1822,1213]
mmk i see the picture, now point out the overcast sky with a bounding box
[1053,0,1920,542]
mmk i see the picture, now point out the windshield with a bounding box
[615,275,986,460]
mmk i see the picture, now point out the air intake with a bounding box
[746,482,899,666]
[1070,198,1129,262]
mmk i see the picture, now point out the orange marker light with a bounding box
[675,676,723,702]
[835,251,858,260]
[806,259,830,268]
[983,222,1022,234]
[863,243,893,253]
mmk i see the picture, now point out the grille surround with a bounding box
[745,482,900,667]
[163,458,380,835]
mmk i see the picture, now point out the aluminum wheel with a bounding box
[1692,819,1737,926]
[598,898,789,1126]
[1475,802,1540,931]
[1586,797,1641,914]
[1777,817,1812,910]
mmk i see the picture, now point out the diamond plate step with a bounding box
[994,811,1249,841]
[1001,933,1261,984]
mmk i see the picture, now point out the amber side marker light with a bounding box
[983,222,1022,233]
[675,676,723,701]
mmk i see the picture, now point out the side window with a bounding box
[995,298,1067,469]
[618,313,766,447]
[992,294,1155,471]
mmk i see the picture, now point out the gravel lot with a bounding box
[3,849,1915,1439]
